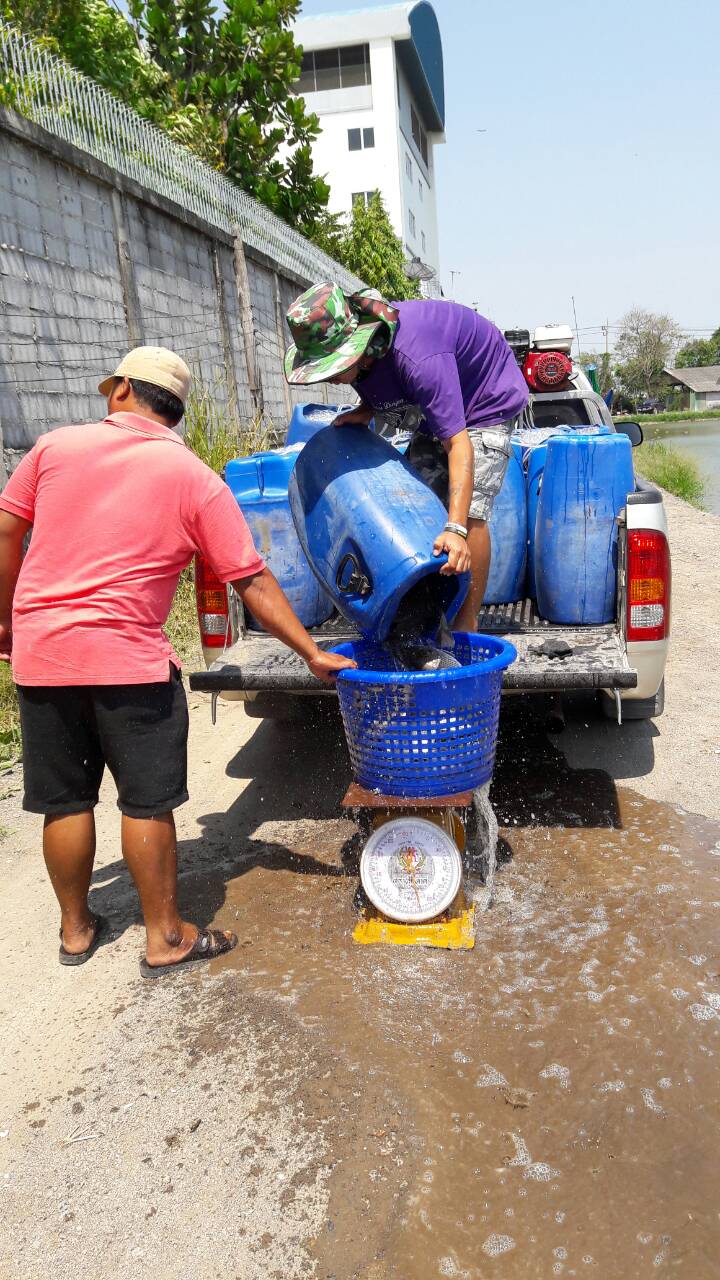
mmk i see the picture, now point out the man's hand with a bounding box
[306,646,357,683]
[233,567,358,681]
[433,529,472,576]
[0,621,12,662]
[331,405,374,427]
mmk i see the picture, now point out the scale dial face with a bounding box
[360,817,463,924]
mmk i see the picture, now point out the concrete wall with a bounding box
[0,107,352,471]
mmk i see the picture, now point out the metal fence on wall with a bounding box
[0,21,363,294]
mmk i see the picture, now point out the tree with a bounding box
[328,193,419,300]
[614,307,682,399]
[675,328,720,368]
[3,0,330,234]
[1,0,162,103]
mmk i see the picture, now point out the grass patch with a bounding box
[165,380,273,666]
[183,380,271,471]
[615,409,720,424]
[165,566,203,666]
[635,441,707,508]
[0,665,21,768]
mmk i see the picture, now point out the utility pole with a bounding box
[449,270,461,296]
[571,295,580,357]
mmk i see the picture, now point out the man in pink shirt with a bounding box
[0,347,353,977]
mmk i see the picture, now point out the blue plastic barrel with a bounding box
[225,447,334,630]
[534,434,634,624]
[284,403,340,447]
[526,426,612,599]
[526,443,547,599]
[289,425,470,642]
[483,442,527,604]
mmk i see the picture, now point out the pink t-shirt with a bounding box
[0,412,265,686]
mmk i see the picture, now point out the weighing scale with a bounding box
[342,784,492,949]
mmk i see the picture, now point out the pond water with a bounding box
[639,417,720,514]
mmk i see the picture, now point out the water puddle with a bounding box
[193,711,720,1277]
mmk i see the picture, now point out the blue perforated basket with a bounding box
[331,633,517,797]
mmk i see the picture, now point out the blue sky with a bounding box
[298,0,719,350]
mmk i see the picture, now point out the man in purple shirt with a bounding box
[285,284,528,631]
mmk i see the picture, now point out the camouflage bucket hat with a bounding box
[284,282,398,385]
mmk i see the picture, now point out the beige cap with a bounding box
[98,346,192,405]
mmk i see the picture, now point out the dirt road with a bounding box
[1,493,719,1279]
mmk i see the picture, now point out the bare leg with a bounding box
[454,518,490,633]
[120,813,232,967]
[44,812,97,955]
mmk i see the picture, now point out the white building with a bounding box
[292,2,446,296]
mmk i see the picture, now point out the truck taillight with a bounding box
[626,530,671,642]
[195,555,229,648]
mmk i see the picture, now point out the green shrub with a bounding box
[0,664,21,768]
[182,379,270,473]
[635,441,706,508]
[165,380,271,664]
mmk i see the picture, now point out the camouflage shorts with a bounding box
[405,417,518,522]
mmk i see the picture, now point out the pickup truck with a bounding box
[189,331,670,726]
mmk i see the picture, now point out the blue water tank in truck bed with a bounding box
[534,433,634,624]
[225,447,334,630]
[284,403,339,447]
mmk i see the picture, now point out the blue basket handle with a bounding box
[336,552,372,596]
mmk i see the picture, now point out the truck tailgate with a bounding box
[189,602,637,695]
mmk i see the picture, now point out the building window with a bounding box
[352,191,377,210]
[340,44,370,88]
[295,45,371,94]
[418,179,423,202]
[409,209,416,239]
[405,152,413,181]
[313,48,342,92]
[297,53,316,95]
[421,230,427,253]
[348,127,375,151]
[411,104,429,166]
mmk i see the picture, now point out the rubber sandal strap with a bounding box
[139,928,237,979]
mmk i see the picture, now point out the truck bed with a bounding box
[189,600,637,695]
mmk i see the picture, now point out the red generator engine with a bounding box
[523,349,574,392]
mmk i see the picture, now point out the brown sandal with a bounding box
[139,928,238,979]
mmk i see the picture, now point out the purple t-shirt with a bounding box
[354,300,528,440]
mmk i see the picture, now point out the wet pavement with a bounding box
[192,705,720,1278]
[3,698,720,1279]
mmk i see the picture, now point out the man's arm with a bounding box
[330,403,374,427]
[231,566,355,683]
[0,511,32,661]
[432,430,473,576]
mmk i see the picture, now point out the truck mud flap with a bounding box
[189,627,636,695]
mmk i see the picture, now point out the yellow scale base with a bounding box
[343,783,477,950]
[353,891,475,949]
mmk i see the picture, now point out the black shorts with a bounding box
[17,667,189,818]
